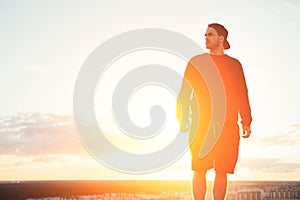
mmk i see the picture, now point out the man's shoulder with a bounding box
[187,54,219,72]
[189,53,210,62]
[225,54,242,65]
[188,53,243,69]
[190,53,240,62]
[188,53,212,67]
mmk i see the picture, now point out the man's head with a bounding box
[205,23,230,50]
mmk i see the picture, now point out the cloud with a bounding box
[282,0,300,26]
[0,113,85,156]
[255,123,300,147]
[31,155,68,164]
[239,157,300,173]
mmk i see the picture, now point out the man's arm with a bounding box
[176,85,191,132]
[237,62,252,138]
[176,63,193,132]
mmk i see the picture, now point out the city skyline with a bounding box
[1,180,299,200]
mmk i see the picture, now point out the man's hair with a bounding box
[208,23,230,49]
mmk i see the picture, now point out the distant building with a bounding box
[237,191,262,200]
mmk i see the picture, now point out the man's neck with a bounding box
[209,47,225,55]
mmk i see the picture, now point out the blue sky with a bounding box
[0,0,300,180]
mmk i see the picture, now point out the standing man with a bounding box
[177,23,252,200]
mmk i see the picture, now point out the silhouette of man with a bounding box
[177,23,252,200]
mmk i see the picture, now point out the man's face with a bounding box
[205,27,223,50]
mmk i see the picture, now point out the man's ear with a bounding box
[219,36,225,43]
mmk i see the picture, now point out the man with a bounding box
[177,23,252,200]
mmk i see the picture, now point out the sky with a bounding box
[0,0,300,181]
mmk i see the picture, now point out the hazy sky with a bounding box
[0,0,300,181]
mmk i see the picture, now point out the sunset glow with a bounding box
[0,0,300,182]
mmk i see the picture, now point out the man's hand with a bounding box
[180,120,191,133]
[242,126,251,138]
